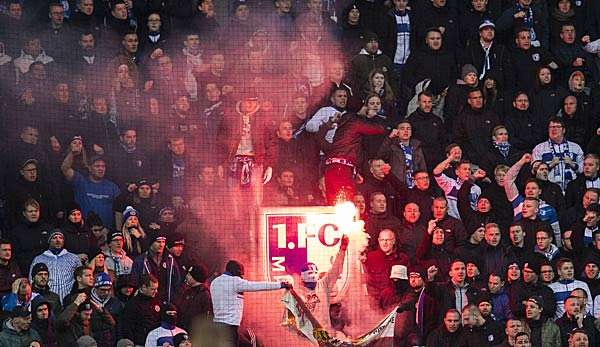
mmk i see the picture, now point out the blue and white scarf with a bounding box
[400,143,414,188]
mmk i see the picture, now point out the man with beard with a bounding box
[107,126,149,190]
[566,154,600,208]
[30,263,61,315]
[556,296,598,346]
[458,303,505,346]
[393,266,438,345]
[72,32,105,76]
[30,231,81,301]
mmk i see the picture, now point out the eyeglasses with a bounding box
[549,125,563,129]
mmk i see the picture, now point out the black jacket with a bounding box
[565,174,597,209]
[458,319,505,347]
[504,107,546,153]
[510,280,557,319]
[478,143,523,177]
[427,280,482,314]
[10,221,51,272]
[406,109,446,171]
[426,325,462,347]
[509,47,557,92]
[403,47,457,95]
[120,293,161,345]
[461,40,513,90]
[413,2,459,52]
[172,283,212,331]
[531,83,569,120]
[452,107,500,164]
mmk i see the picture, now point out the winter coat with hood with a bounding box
[30,297,57,347]
[339,6,369,59]
[0,318,41,346]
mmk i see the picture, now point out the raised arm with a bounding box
[325,235,349,289]
[61,151,75,181]
[504,153,532,202]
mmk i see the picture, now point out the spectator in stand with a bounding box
[30,263,61,315]
[0,239,21,299]
[121,274,161,346]
[403,28,456,114]
[102,231,133,278]
[378,121,426,188]
[30,296,56,347]
[406,92,446,171]
[29,230,81,301]
[61,153,120,228]
[173,264,212,331]
[523,296,561,347]
[556,295,597,346]
[144,303,187,347]
[505,154,562,246]
[9,199,50,269]
[0,305,40,345]
[504,91,546,154]
[364,193,402,247]
[363,229,409,304]
[210,260,291,345]
[458,302,504,345]
[60,203,91,263]
[130,231,181,303]
[56,295,115,347]
[63,266,94,307]
[433,155,484,220]
[497,0,549,48]
[531,66,568,122]
[350,33,396,94]
[566,154,600,208]
[548,258,593,318]
[533,117,584,193]
[425,308,462,347]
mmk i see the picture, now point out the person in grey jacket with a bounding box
[0,305,41,346]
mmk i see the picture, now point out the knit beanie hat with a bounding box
[122,206,138,223]
[461,64,478,81]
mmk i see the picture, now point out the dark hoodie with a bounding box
[31,297,57,347]
[340,5,369,58]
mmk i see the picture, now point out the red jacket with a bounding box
[320,114,386,164]
[364,248,409,300]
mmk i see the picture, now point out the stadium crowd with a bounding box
[4,0,600,346]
